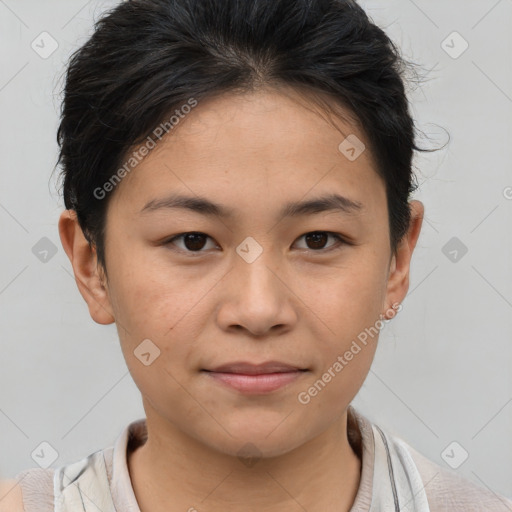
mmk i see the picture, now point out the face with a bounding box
[60,86,423,458]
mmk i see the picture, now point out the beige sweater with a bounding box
[14,405,512,511]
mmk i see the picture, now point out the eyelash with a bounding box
[162,231,350,256]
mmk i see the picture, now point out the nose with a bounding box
[215,249,298,337]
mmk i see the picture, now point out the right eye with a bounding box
[163,232,219,254]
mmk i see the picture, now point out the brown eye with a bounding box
[305,232,328,249]
[183,233,208,250]
[294,231,345,252]
[165,232,217,253]
[164,230,347,256]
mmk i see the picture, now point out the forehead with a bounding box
[109,87,384,215]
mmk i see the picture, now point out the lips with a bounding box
[203,361,307,375]
[202,361,308,394]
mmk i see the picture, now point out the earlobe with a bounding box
[383,200,424,314]
[58,210,115,325]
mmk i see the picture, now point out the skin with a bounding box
[54,86,423,512]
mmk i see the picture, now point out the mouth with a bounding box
[201,361,309,394]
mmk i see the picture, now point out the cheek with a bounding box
[112,277,198,409]
[109,265,208,378]
[296,254,386,380]
[302,256,386,330]
[106,247,183,335]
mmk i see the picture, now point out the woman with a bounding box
[2,0,511,510]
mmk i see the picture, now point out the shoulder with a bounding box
[0,478,24,512]
[348,407,512,511]
[0,468,55,512]
[404,441,512,511]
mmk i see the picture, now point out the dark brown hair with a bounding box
[55,0,439,279]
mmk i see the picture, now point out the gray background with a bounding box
[0,0,511,500]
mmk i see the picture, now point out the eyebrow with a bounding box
[140,192,364,220]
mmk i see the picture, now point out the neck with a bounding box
[127,407,362,512]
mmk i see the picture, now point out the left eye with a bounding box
[294,231,346,252]
[164,231,346,254]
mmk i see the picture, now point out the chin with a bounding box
[199,421,307,460]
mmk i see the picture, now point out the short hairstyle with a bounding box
[55,0,439,279]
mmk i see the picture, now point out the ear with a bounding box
[58,210,115,325]
[383,200,424,316]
